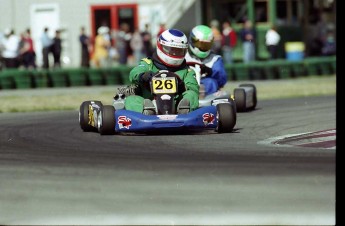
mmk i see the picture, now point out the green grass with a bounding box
[0,75,336,113]
[225,75,336,100]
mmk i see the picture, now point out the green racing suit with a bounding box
[125,56,199,113]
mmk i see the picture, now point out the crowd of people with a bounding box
[0,28,36,69]
[0,18,336,71]
[88,22,157,68]
[87,19,272,69]
[210,17,335,64]
[0,27,62,70]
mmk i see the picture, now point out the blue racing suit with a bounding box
[185,50,227,95]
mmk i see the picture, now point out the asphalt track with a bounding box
[0,95,336,224]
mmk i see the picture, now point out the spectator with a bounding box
[40,27,53,69]
[19,28,36,69]
[79,26,90,68]
[157,23,166,38]
[321,28,336,56]
[240,19,256,63]
[310,12,334,56]
[130,28,144,65]
[265,25,281,59]
[141,23,154,57]
[209,19,222,55]
[221,20,237,64]
[0,28,20,68]
[0,31,4,69]
[17,32,26,67]
[92,26,111,68]
[52,30,62,68]
[115,23,131,65]
[108,29,119,66]
[104,26,117,67]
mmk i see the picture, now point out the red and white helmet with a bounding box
[156,29,188,67]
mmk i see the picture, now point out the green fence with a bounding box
[225,56,336,81]
[0,56,336,90]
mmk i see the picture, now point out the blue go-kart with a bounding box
[79,71,237,135]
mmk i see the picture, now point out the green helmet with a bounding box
[188,25,214,58]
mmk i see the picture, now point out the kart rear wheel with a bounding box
[239,83,257,110]
[79,100,102,131]
[228,97,237,115]
[216,103,236,133]
[98,105,116,135]
[234,88,246,112]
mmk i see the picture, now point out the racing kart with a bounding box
[188,62,257,112]
[79,70,236,135]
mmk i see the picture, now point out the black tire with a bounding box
[79,101,102,131]
[234,88,246,112]
[228,97,237,119]
[216,103,236,133]
[239,83,257,110]
[98,105,116,135]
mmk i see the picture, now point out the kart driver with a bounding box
[125,28,199,115]
[185,25,227,96]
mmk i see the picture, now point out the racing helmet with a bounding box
[156,29,188,67]
[189,25,214,58]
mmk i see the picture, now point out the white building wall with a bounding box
[0,0,198,67]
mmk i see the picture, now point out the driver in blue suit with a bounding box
[185,25,228,96]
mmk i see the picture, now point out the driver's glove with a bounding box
[200,65,213,77]
[177,77,186,94]
[139,71,154,84]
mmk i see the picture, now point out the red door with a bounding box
[90,4,138,39]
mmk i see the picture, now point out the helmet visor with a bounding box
[161,44,187,57]
[192,37,213,52]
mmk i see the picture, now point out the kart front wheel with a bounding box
[98,105,116,135]
[216,103,236,133]
[79,100,102,132]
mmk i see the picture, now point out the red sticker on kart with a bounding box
[118,116,132,129]
[202,113,215,125]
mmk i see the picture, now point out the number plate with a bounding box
[152,77,177,94]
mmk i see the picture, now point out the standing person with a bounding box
[185,25,227,96]
[17,32,26,67]
[115,23,131,65]
[125,29,199,115]
[265,25,281,59]
[240,19,256,63]
[52,30,62,68]
[19,28,36,69]
[0,28,20,68]
[141,23,154,57]
[130,28,144,65]
[156,23,166,38]
[321,28,336,56]
[0,31,4,69]
[221,20,237,64]
[92,26,111,68]
[209,19,222,55]
[79,26,90,67]
[40,27,53,69]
